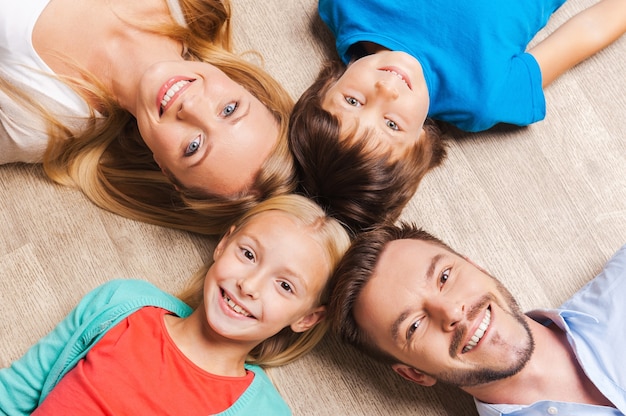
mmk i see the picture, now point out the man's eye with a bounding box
[345,96,361,106]
[222,102,238,117]
[184,137,201,156]
[386,119,399,131]
[440,269,450,288]
[407,319,421,340]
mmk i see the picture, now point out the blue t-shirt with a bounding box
[319,0,566,132]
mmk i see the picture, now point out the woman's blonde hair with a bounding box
[4,0,296,236]
[178,194,352,367]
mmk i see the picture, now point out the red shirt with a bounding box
[34,307,253,415]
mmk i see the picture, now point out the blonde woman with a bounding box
[0,0,295,235]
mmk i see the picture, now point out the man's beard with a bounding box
[430,279,535,388]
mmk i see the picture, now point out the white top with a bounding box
[0,0,92,164]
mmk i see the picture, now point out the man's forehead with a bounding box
[376,238,438,267]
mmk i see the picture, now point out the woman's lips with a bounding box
[157,77,195,116]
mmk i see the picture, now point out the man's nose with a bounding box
[427,297,465,331]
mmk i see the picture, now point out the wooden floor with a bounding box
[2,0,625,414]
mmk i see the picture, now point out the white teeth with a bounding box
[384,70,408,86]
[160,80,191,109]
[462,308,491,353]
[223,293,251,317]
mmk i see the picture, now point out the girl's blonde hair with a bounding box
[178,194,352,367]
[2,0,296,236]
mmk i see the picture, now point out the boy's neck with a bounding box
[350,41,390,60]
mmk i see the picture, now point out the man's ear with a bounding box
[213,225,236,261]
[392,364,437,387]
[290,306,326,333]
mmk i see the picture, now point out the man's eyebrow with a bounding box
[426,254,443,283]
[390,253,443,342]
[391,310,409,342]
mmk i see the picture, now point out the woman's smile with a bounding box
[157,77,195,116]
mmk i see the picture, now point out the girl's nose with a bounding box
[237,273,262,299]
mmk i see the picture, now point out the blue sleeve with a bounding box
[0,281,123,415]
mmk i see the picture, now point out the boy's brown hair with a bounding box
[289,60,447,235]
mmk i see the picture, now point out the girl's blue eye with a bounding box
[386,119,399,131]
[222,102,238,117]
[345,96,360,106]
[185,137,201,156]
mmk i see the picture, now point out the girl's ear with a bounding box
[213,225,236,261]
[290,306,326,333]
[391,364,437,387]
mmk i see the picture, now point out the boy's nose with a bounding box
[375,80,399,99]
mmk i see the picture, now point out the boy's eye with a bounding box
[345,96,361,107]
[184,136,201,156]
[386,119,399,131]
[222,102,238,117]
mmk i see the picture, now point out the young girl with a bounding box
[0,194,351,414]
[289,0,625,234]
[0,0,295,236]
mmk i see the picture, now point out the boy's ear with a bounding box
[213,225,236,260]
[290,306,326,333]
[392,364,437,387]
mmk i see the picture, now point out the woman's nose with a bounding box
[177,95,205,123]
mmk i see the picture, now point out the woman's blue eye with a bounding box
[222,102,238,116]
[345,96,360,106]
[386,119,399,131]
[184,137,201,156]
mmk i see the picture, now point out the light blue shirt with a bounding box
[476,244,626,415]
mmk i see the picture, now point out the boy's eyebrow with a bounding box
[390,253,443,342]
